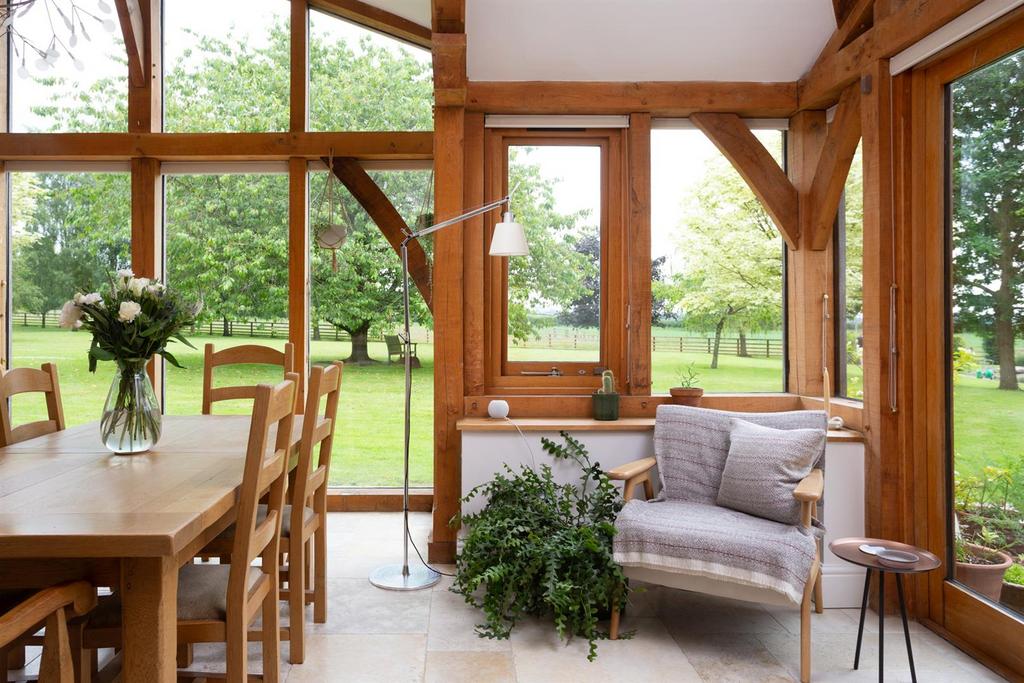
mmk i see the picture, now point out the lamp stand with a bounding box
[369,238,441,591]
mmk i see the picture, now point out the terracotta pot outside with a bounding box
[955,543,1012,601]
[1000,580,1024,614]
[669,387,704,407]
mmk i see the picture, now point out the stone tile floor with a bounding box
[7,512,1008,682]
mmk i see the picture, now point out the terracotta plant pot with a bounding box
[955,543,1012,601]
[1000,581,1024,614]
[669,387,704,407]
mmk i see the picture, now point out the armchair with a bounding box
[607,405,826,683]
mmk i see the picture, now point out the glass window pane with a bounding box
[506,144,602,364]
[10,1,128,132]
[650,129,786,393]
[163,0,289,132]
[309,167,434,486]
[163,172,290,414]
[309,10,433,131]
[838,142,864,400]
[9,171,131,425]
[949,48,1024,616]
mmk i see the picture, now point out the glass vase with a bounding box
[101,364,161,454]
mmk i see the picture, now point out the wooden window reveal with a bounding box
[484,129,628,393]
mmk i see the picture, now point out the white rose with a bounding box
[118,301,142,323]
[81,292,103,306]
[127,277,150,297]
[116,268,134,279]
[59,300,83,329]
[73,292,84,304]
[146,283,164,296]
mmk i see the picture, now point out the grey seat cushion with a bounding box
[716,419,826,526]
[654,405,826,503]
[89,564,263,627]
[613,499,817,604]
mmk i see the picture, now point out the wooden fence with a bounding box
[16,311,781,358]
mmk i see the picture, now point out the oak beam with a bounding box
[690,112,800,250]
[432,33,467,107]
[432,0,464,33]
[466,81,799,117]
[627,113,652,394]
[131,157,163,400]
[800,0,985,108]
[819,0,875,59]
[113,0,146,87]
[291,0,310,133]
[806,83,862,250]
[309,0,431,48]
[0,132,433,161]
[325,157,433,311]
[289,158,310,404]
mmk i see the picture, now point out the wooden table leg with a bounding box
[120,557,177,683]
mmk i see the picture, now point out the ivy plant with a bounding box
[451,432,629,660]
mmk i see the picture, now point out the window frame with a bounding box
[483,128,627,393]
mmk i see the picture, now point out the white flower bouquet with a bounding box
[61,269,200,453]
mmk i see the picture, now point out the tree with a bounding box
[664,157,783,369]
[951,51,1024,390]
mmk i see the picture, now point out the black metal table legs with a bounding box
[853,569,917,683]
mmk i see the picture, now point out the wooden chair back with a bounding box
[229,374,298,598]
[384,336,401,356]
[0,364,66,447]
[202,342,295,415]
[291,362,343,514]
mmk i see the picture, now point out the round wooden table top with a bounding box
[829,537,942,574]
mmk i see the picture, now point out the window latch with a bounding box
[520,367,563,377]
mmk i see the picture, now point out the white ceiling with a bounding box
[465,0,836,82]
[365,0,432,27]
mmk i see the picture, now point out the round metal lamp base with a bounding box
[369,563,441,591]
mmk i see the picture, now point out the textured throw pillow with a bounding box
[715,418,825,526]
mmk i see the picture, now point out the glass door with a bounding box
[946,47,1024,620]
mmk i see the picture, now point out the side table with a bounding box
[829,537,941,683]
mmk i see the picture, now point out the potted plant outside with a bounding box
[1000,560,1024,613]
[669,362,704,406]
[593,370,620,421]
[955,535,1013,601]
[953,467,1018,601]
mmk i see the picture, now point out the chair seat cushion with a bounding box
[89,564,263,627]
[613,499,817,605]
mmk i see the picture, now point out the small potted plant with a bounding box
[669,362,704,406]
[1000,558,1024,613]
[593,370,619,421]
[954,529,1013,602]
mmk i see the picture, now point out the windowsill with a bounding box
[456,417,863,442]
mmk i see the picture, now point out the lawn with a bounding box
[9,326,1017,487]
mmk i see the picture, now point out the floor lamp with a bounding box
[369,195,529,591]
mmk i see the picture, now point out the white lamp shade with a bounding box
[489,212,529,256]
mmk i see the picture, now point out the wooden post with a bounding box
[290,0,309,134]
[786,110,834,397]
[289,158,310,405]
[429,2,466,563]
[627,112,652,395]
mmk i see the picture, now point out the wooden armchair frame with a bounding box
[0,581,95,683]
[607,458,824,683]
[202,342,296,414]
[0,364,66,447]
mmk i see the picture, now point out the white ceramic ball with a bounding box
[487,400,510,419]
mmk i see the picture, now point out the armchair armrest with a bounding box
[793,468,823,529]
[607,457,657,502]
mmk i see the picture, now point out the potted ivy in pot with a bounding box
[669,362,703,406]
[1000,559,1024,613]
[593,370,620,421]
[452,433,629,660]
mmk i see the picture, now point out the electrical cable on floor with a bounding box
[407,415,538,579]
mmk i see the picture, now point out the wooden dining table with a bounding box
[0,414,303,683]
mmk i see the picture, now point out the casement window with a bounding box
[483,129,627,392]
[834,141,864,400]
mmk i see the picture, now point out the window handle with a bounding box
[520,367,563,377]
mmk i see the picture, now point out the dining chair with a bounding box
[0,581,96,683]
[85,375,298,683]
[0,363,66,447]
[201,361,343,665]
[202,342,296,414]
